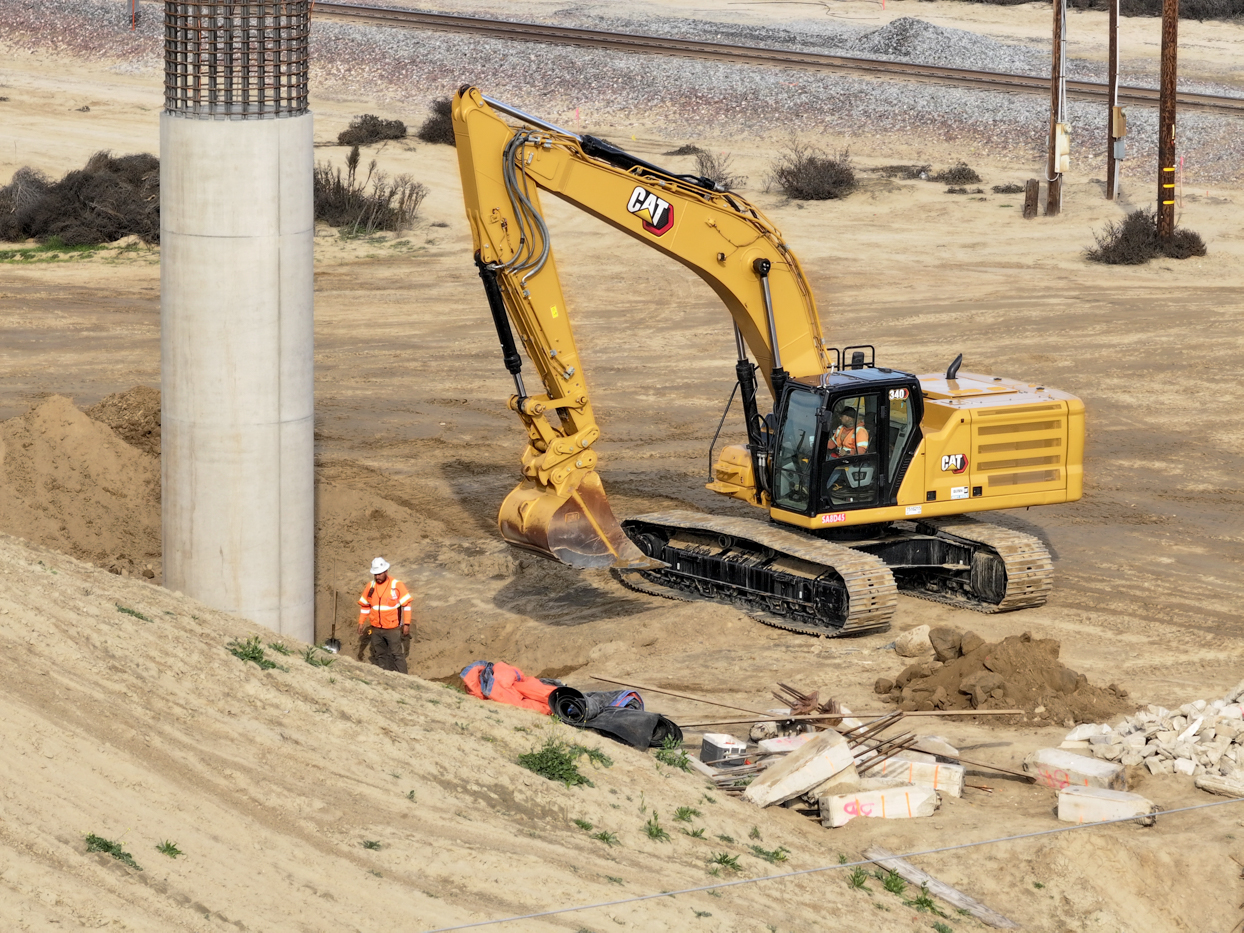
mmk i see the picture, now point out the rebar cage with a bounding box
[164,1,309,118]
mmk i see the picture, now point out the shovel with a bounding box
[323,590,342,654]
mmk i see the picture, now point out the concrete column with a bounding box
[160,112,314,639]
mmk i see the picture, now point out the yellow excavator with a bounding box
[451,87,1084,636]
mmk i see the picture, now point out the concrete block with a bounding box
[1093,745,1124,762]
[1195,774,1244,798]
[820,785,939,827]
[743,729,855,807]
[804,762,861,802]
[1065,723,1111,742]
[1174,758,1196,776]
[1120,751,1145,767]
[1060,740,1091,751]
[1177,717,1204,743]
[757,733,816,755]
[1146,757,1174,775]
[1123,732,1148,749]
[1058,786,1156,825]
[1221,705,1244,720]
[867,757,965,797]
[1024,748,1127,791]
[912,736,960,759]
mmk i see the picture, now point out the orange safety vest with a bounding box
[358,577,412,629]
[831,424,870,456]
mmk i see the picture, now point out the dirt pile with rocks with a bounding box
[0,395,160,579]
[83,385,160,456]
[875,628,1132,725]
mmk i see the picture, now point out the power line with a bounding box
[421,795,1244,932]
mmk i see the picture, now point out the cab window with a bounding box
[772,389,819,512]
[888,390,916,485]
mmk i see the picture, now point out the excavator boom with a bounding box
[452,88,832,568]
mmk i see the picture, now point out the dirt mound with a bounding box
[83,385,160,456]
[880,630,1132,725]
[0,395,160,579]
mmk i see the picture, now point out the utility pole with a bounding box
[1157,0,1178,239]
[1046,0,1067,216]
[1106,0,1123,199]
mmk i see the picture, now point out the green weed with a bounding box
[681,827,706,839]
[654,736,692,771]
[904,884,945,916]
[303,645,336,667]
[707,852,741,872]
[115,604,151,622]
[362,840,381,850]
[1033,881,1045,889]
[605,875,624,885]
[226,635,287,670]
[156,840,182,858]
[85,834,142,871]
[673,806,702,823]
[749,844,790,864]
[644,813,670,843]
[573,818,594,831]
[266,642,293,655]
[933,923,954,933]
[716,834,735,844]
[748,825,761,840]
[847,867,871,891]
[406,790,416,801]
[702,793,717,804]
[590,831,619,847]
[517,738,607,788]
[882,869,905,895]
[693,910,712,918]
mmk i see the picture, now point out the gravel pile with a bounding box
[1070,680,1244,779]
[847,16,1042,74]
[2,0,1241,183]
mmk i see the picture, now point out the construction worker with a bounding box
[828,407,870,458]
[358,557,413,674]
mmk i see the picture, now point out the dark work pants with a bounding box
[370,626,407,674]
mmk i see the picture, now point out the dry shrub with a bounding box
[664,143,704,156]
[933,162,981,185]
[769,141,856,201]
[417,98,455,146]
[337,114,407,147]
[946,186,984,195]
[992,183,1025,194]
[314,146,428,234]
[694,150,746,191]
[0,151,159,245]
[1085,207,1207,264]
[872,164,930,179]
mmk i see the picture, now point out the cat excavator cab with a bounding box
[451,87,1084,635]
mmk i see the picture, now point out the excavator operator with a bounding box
[829,407,870,458]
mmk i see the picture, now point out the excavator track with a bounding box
[895,517,1055,613]
[619,510,897,637]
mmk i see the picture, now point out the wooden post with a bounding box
[1157,0,1179,240]
[1046,0,1065,216]
[1106,0,1120,199]
[1023,179,1040,218]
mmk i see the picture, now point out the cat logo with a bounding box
[941,453,969,474]
[626,185,675,236]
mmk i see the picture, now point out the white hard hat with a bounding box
[370,557,390,575]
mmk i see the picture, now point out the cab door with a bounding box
[819,393,881,510]
[771,387,821,514]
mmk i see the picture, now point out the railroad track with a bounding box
[311,1,1244,117]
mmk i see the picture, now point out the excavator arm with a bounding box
[452,87,831,568]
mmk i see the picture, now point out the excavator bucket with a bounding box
[498,471,662,570]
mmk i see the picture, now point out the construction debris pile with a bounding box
[875,625,1131,724]
[1065,678,1244,782]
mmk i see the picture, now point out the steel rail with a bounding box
[310,1,1244,117]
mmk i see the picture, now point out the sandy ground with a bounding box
[3,6,1244,931]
